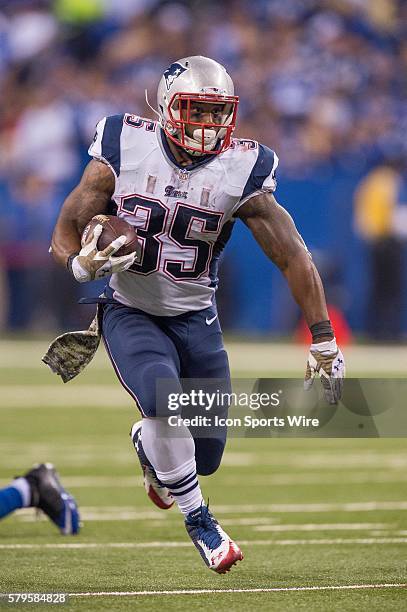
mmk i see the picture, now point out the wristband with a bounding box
[67,253,79,275]
[310,320,334,342]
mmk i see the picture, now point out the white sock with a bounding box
[141,418,204,516]
[11,477,31,507]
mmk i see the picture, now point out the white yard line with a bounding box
[65,583,407,597]
[18,499,407,513]
[1,538,406,550]
[1,448,406,471]
[18,511,166,523]
[3,476,141,488]
[0,386,134,409]
[212,501,407,513]
[2,340,407,373]
[221,471,407,485]
[16,507,164,522]
[3,473,406,489]
[222,453,407,469]
[0,448,133,469]
[1,584,406,598]
[15,509,395,529]
[17,512,271,525]
[62,476,143,488]
[252,523,392,532]
[11,501,407,524]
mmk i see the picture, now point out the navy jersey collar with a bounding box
[159,128,220,171]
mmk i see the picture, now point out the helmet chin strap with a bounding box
[145,89,161,121]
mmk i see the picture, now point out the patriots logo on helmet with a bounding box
[164,62,188,91]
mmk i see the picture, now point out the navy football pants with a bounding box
[101,301,231,476]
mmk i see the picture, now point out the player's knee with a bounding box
[137,362,181,416]
[196,455,222,476]
[195,438,225,476]
[142,361,179,384]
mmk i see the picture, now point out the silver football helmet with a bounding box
[156,56,239,155]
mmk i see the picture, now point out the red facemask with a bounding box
[164,92,239,155]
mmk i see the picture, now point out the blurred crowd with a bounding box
[0,0,406,334]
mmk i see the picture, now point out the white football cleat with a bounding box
[185,504,243,573]
[130,422,174,510]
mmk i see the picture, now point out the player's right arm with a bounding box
[51,159,115,268]
[51,159,136,282]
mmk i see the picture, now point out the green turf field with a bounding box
[0,340,406,611]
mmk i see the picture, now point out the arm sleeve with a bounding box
[88,114,125,178]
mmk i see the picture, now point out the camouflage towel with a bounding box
[42,306,102,383]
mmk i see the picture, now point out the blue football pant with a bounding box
[102,301,231,476]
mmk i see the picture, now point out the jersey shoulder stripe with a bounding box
[88,114,125,177]
[101,114,125,177]
[242,143,278,200]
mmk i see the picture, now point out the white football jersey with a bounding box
[89,114,278,316]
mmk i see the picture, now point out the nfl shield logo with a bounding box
[178,168,189,181]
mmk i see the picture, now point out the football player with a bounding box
[51,56,345,573]
[0,464,80,534]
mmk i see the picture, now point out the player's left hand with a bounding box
[304,339,345,405]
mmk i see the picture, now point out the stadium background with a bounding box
[0,0,406,338]
[0,1,406,610]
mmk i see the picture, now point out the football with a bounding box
[81,214,141,258]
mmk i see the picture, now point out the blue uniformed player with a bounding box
[0,464,80,535]
[51,56,345,573]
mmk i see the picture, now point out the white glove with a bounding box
[71,224,137,283]
[304,338,345,405]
